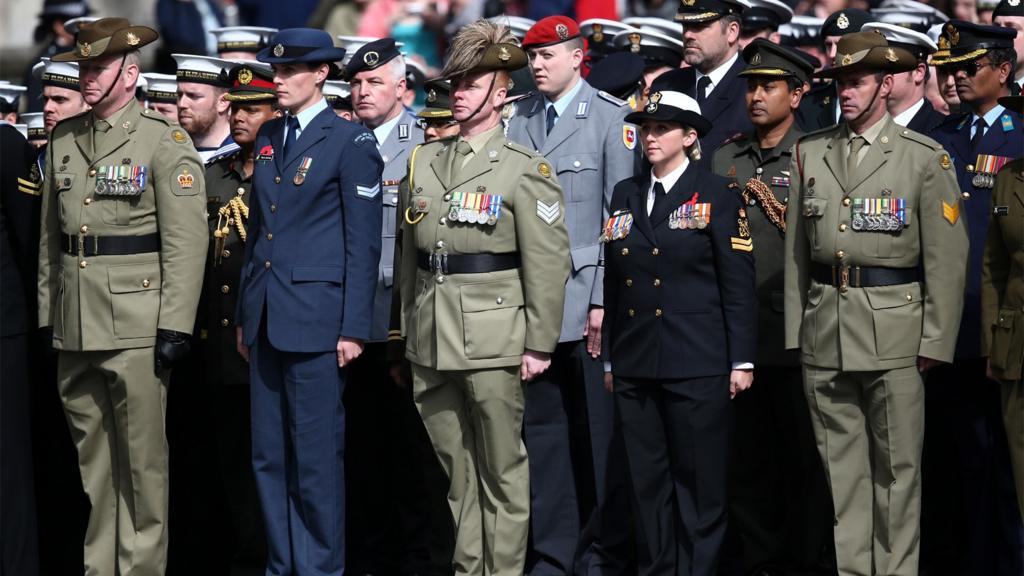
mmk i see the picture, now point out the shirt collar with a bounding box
[846,112,891,145]
[976,104,1005,129]
[371,111,405,148]
[460,123,503,157]
[892,98,926,127]
[291,98,329,131]
[544,77,584,120]
[649,158,690,195]
[695,51,739,94]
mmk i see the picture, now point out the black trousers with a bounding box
[345,343,453,576]
[727,365,833,574]
[2,334,38,576]
[615,373,731,576]
[524,341,634,576]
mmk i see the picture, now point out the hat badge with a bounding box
[555,23,570,40]
[77,41,91,57]
[840,53,853,66]
[125,32,140,46]
[628,32,641,54]
[273,44,285,57]
[1010,0,1020,6]
[751,52,762,65]
[946,24,959,46]
[427,89,437,103]
[364,51,380,66]
[238,68,253,85]
[683,0,696,6]
[499,46,511,62]
[646,91,662,113]
[885,48,898,63]
[837,13,850,30]
[938,36,949,50]
[593,24,604,42]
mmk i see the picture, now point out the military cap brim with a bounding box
[54,17,158,62]
[224,63,277,102]
[418,79,454,119]
[444,43,527,81]
[739,39,815,84]
[344,38,402,79]
[257,28,346,64]
[815,32,917,78]
[941,20,1018,64]
[674,0,746,24]
[993,0,1024,19]
[585,52,646,97]
[625,90,712,136]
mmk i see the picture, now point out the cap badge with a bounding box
[273,44,285,57]
[78,42,91,57]
[238,68,253,85]
[364,51,380,66]
[840,53,853,66]
[1010,0,1020,6]
[751,52,762,65]
[938,36,949,50]
[593,24,604,42]
[556,23,570,40]
[499,46,511,62]
[683,0,696,6]
[125,32,140,46]
[946,24,959,46]
[629,32,641,54]
[646,91,661,113]
[885,48,898,63]
[837,13,850,30]
[427,89,437,103]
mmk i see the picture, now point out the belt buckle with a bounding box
[838,265,850,293]
[77,234,85,257]
[430,252,448,277]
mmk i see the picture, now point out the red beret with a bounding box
[522,16,581,49]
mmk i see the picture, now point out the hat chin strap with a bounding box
[94,55,128,109]
[464,71,499,126]
[848,76,885,128]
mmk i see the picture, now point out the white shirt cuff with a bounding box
[603,361,612,373]
[731,362,754,370]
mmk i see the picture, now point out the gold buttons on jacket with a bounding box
[906,293,913,302]
[652,248,660,255]
[275,176,282,183]
[962,191,971,199]
[270,204,277,213]
[839,224,848,232]
[655,309,663,317]
[142,279,151,288]
[84,197,92,205]
[79,260,87,268]
[842,198,851,207]
[266,233,273,241]
[222,250,231,259]
[628,309,635,317]
[80,225,88,234]
[264,260,271,269]
[88,168,96,177]
[835,250,845,259]
[621,248,629,256]
[221,285,230,294]
[221,318,230,327]
[625,278,633,287]
[237,187,245,195]
[653,279,661,287]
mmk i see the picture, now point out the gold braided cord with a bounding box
[743,177,787,233]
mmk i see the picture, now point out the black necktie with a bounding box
[695,76,712,107]
[970,117,986,156]
[285,115,299,153]
[651,181,667,216]
[546,106,557,135]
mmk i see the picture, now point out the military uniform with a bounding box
[37,19,208,576]
[711,40,831,575]
[785,32,969,576]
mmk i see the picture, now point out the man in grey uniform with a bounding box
[507,15,637,576]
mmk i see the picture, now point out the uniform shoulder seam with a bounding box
[897,128,943,149]
[597,90,629,107]
[504,139,538,158]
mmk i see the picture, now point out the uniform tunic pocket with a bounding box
[864,284,923,360]
[802,197,828,250]
[990,308,1024,379]
[460,277,525,359]
[108,261,162,339]
[557,153,599,203]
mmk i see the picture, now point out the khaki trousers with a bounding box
[58,348,169,576]
[803,365,924,576]
[1003,379,1024,522]
[412,364,529,576]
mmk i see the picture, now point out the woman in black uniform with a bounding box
[601,88,757,576]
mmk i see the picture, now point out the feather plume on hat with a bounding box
[441,20,526,82]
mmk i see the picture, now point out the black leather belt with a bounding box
[811,263,918,288]
[61,233,161,256]
[417,251,520,275]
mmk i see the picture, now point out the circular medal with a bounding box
[476,211,489,225]
[696,218,707,230]
[852,213,864,230]
[487,214,497,226]
[448,207,459,221]
[972,173,986,188]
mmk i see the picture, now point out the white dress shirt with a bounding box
[892,98,925,128]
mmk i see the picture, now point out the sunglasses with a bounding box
[946,59,997,77]
[416,118,459,129]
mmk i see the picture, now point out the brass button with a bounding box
[628,308,635,317]
[653,278,661,287]
[264,260,271,269]
[835,250,845,259]
[221,249,231,258]
[221,318,230,327]
[274,176,281,183]
[625,278,633,287]
[439,217,447,225]
[270,204,277,213]
[443,194,452,201]
[79,260,87,268]
[655,308,663,317]
[80,225,88,234]
[221,285,230,294]
[83,197,92,205]
[967,164,975,172]
[906,293,913,302]
[435,275,445,284]
[842,198,851,207]
[436,240,445,249]
[142,279,151,288]
[652,248,660,255]
[621,248,629,256]
[237,187,245,194]
[839,224,848,232]
[962,191,971,199]
[88,168,96,177]
[496,296,504,304]
[266,233,273,241]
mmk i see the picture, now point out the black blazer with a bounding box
[906,98,946,134]
[602,165,757,379]
[796,82,839,132]
[670,57,754,158]
[0,126,41,338]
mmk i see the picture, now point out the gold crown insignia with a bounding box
[238,68,253,85]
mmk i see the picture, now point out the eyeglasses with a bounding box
[947,59,997,77]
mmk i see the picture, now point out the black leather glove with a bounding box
[154,329,191,375]
[36,326,57,358]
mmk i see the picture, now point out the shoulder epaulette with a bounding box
[797,124,839,142]
[721,132,748,145]
[504,139,538,158]
[896,126,943,150]
[51,109,90,136]
[140,107,173,126]
[597,90,629,107]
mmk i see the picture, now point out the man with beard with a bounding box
[173,54,240,165]
[863,23,947,133]
[713,40,833,576]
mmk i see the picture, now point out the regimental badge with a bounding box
[601,210,634,242]
[499,46,511,62]
[840,53,853,66]
[623,125,637,150]
[947,23,959,46]
[629,33,642,54]
[177,169,194,190]
[364,51,380,66]
[837,13,850,29]
[646,91,662,113]
[938,36,949,50]
[126,32,140,46]
[556,23,570,40]
[683,0,695,6]
[593,24,604,43]
[751,53,762,65]
[78,42,91,57]
[273,44,285,57]
[538,162,552,178]
[238,68,253,85]
[427,89,437,103]
[885,48,898,63]
[940,154,951,170]
[1010,0,1020,6]
[172,130,187,143]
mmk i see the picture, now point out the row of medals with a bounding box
[972,171,997,189]
[851,211,905,231]
[668,204,710,230]
[447,195,502,226]
[96,177,143,196]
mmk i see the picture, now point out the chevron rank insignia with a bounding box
[17,176,42,196]
[356,183,380,199]
[942,200,960,225]
[537,200,560,225]
[730,236,753,252]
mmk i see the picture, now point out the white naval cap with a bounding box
[0,83,27,105]
[863,22,938,60]
[872,0,948,31]
[32,57,81,90]
[779,15,824,43]
[323,80,352,108]
[486,15,536,40]
[211,26,278,55]
[142,73,178,104]
[12,124,27,139]
[172,53,236,87]
[21,112,46,141]
[64,16,100,36]
[612,27,686,69]
[622,17,682,38]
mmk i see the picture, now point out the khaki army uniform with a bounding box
[982,157,1024,522]
[784,114,969,576]
[37,99,207,575]
[396,124,570,575]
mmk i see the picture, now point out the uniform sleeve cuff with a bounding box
[731,362,754,370]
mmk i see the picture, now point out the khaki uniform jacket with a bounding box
[395,127,570,371]
[38,101,208,351]
[982,158,1024,381]
[784,115,969,371]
